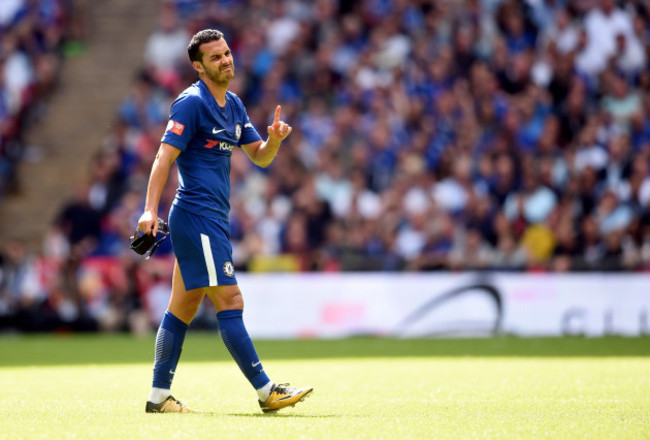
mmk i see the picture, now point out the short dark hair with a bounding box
[187,29,224,63]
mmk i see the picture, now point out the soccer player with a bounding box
[138,29,312,414]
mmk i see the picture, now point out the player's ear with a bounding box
[192,61,204,75]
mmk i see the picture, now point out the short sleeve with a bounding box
[233,94,262,146]
[161,94,200,151]
[239,115,262,146]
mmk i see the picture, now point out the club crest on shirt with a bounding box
[223,261,235,277]
[235,124,242,141]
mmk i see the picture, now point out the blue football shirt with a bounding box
[161,80,262,221]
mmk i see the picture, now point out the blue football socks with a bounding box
[151,310,189,390]
[217,309,271,390]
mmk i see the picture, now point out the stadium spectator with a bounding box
[143,2,191,91]
[580,0,638,77]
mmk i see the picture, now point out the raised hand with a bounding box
[267,105,292,142]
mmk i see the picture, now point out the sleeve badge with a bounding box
[167,120,185,135]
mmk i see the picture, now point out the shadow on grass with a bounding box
[0,333,649,367]
[219,413,346,418]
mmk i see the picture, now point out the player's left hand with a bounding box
[267,105,292,142]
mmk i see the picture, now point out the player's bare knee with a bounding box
[226,291,244,310]
[186,295,203,314]
[218,286,243,310]
[169,287,204,323]
[206,285,244,311]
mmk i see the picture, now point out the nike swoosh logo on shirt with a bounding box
[212,128,226,134]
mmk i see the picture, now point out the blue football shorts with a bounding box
[168,204,237,290]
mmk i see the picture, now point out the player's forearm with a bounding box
[143,153,172,214]
[251,137,281,168]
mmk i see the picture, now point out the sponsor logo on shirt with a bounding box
[166,120,185,135]
[204,139,234,151]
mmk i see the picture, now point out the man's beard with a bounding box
[204,63,234,84]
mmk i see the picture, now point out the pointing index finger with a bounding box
[274,105,281,124]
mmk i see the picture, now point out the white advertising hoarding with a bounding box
[237,273,650,338]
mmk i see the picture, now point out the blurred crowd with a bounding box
[0,0,90,332]
[0,0,77,200]
[3,0,650,333]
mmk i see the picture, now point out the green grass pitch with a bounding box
[0,335,648,439]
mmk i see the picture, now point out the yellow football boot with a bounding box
[145,396,199,413]
[259,383,313,413]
